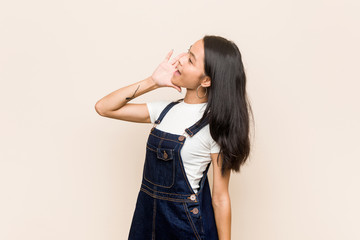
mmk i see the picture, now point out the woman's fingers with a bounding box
[163,50,187,67]
[170,83,182,92]
[164,49,174,62]
[169,52,187,65]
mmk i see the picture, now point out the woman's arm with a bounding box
[95,76,159,123]
[94,50,186,123]
[211,152,231,240]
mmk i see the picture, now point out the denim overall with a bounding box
[128,100,219,240]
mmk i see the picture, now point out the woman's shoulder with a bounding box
[146,100,172,123]
[146,98,186,123]
[146,100,172,109]
[146,98,185,114]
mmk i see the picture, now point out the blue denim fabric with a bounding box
[128,100,219,240]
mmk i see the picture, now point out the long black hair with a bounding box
[198,35,255,177]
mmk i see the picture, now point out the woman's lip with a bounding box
[174,70,181,76]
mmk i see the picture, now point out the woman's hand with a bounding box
[151,49,187,92]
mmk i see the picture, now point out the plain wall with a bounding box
[1,0,359,239]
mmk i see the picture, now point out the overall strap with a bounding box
[154,99,182,124]
[184,114,210,137]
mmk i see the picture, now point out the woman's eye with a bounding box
[187,49,193,64]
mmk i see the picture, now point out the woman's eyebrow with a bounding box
[188,45,197,62]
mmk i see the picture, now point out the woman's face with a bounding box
[171,39,207,89]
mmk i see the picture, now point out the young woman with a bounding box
[95,35,254,240]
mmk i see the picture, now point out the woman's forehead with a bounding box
[189,40,204,62]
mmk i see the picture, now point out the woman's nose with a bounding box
[178,52,188,66]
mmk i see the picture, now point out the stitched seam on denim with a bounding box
[157,148,174,160]
[185,128,194,136]
[146,141,159,150]
[143,157,175,188]
[188,119,202,131]
[151,127,184,140]
[186,119,209,138]
[158,133,164,149]
[140,188,193,203]
[156,101,179,122]
[152,198,156,240]
[156,105,172,122]
[146,145,156,152]
[183,203,201,240]
[143,146,175,188]
[141,183,193,197]
[149,133,185,144]
[199,215,205,234]
[189,122,207,136]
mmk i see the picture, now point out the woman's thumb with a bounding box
[171,84,181,93]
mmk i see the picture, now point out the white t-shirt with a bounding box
[146,99,221,193]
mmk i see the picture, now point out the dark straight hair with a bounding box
[198,35,255,177]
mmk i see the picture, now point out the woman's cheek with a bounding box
[171,76,180,85]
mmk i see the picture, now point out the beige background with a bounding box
[1,0,359,239]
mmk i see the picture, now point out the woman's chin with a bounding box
[171,77,181,86]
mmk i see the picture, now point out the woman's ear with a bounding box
[201,76,211,88]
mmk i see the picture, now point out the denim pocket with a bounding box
[144,143,175,188]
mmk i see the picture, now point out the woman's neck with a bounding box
[183,88,208,104]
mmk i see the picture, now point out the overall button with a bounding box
[151,127,155,132]
[163,151,168,159]
[191,208,199,214]
[189,194,196,201]
[178,135,185,141]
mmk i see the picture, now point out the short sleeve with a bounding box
[210,138,221,153]
[146,101,172,123]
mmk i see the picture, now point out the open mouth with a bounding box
[175,70,181,75]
